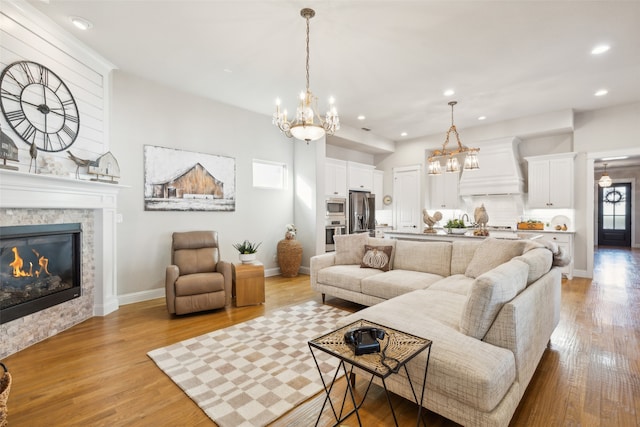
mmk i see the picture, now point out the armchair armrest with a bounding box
[217,260,233,307]
[165,265,179,314]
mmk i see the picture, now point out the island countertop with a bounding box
[383,229,546,241]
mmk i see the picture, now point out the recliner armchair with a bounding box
[165,231,232,315]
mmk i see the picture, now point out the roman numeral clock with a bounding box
[0,60,80,152]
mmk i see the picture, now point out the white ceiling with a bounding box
[28,0,640,158]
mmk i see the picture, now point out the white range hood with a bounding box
[458,137,524,196]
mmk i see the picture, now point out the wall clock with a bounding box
[0,60,80,152]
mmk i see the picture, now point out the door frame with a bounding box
[586,149,640,278]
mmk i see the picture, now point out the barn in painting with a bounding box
[151,163,224,199]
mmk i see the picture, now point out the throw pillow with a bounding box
[360,245,393,271]
[334,233,368,265]
[464,237,528,278]
[460,259,529,339]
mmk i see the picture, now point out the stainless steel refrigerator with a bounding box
[349,190,375,235]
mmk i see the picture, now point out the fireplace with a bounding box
[1,223,82,324]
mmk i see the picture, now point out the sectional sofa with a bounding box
[309,233,562,427]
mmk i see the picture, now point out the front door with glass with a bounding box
[598,183,632,247]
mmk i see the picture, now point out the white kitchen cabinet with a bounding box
[348,161,374,191]
[428,171,460,209]
[373,170,384,209]
[325,158,347,197]
[525,153,576,208]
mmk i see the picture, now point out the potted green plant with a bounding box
[233,240,262,264]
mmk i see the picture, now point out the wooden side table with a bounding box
[232,261,265,307]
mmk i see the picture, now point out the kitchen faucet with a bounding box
[460,213,469,226]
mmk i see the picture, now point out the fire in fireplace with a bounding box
[0,223,81,324]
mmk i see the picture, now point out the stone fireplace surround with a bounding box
[0,169,124,358]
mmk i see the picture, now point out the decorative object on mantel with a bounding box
[278,224,302,277]
[233,240,261,264]
[0,126,19,171]
[598,162,612,187]
[28,142,37,173]
[38,155,67,176]
[422,209,442,233]
[68,151,91,179]
[427,101,480,175]
[272,8,339,143]
[88,151,120,183]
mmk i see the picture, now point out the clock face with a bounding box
[0,61,80,152]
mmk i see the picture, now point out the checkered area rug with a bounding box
[147,301,347,427]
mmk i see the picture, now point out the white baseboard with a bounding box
[264,266,310,277]
[118,288,165,306]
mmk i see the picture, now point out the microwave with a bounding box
[326,198,346,217]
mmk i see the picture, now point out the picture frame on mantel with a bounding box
[143,145,236,211]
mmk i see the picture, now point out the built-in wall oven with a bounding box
[325,217,346,252]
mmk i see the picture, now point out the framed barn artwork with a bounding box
[143,145,236,211]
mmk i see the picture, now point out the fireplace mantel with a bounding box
[0,169,126,316]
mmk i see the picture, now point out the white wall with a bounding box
[111,71,295,299]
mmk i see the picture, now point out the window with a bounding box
[252,160,286,189]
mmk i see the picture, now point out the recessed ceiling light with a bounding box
[443,89,455,97]
[477,116,486,121]
[400,132,408,137]
[601,156,628,161]
[357,115,366,120]
[591,44,610,55]
[594,89,608,97]
[70,16,93,30]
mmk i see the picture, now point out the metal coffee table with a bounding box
[309,319,432,427]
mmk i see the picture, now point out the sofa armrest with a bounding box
[216,260,233,307]
[484,267,561,386]
[310,252,336,289]
[165,265,179,314]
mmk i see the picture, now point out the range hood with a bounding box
[458,137,524,196]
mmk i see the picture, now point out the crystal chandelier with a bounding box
[427,101,479,175]
[273,8,339,143]
[598,163,612,187]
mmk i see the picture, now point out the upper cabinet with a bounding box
[348,161,374,191]
[525,153,576,208]
[325,158,347,197]
[429,172,460,209]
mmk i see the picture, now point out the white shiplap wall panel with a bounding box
[0,2,115,178]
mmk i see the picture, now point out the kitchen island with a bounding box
[383,229,574,279]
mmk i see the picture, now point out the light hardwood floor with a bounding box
[3,248,639,426]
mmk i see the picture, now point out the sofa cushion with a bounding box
[337,290,516,412]
[514,246,553,285]
[360,245,393,271]
[317,264,383,293]
[460,259,529,339]
[361,270,443,300]
[393,241,452,276]
[450,240,481,275]
[464,238,527,278]
[428,274,474,296]
[334,233,368,265]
